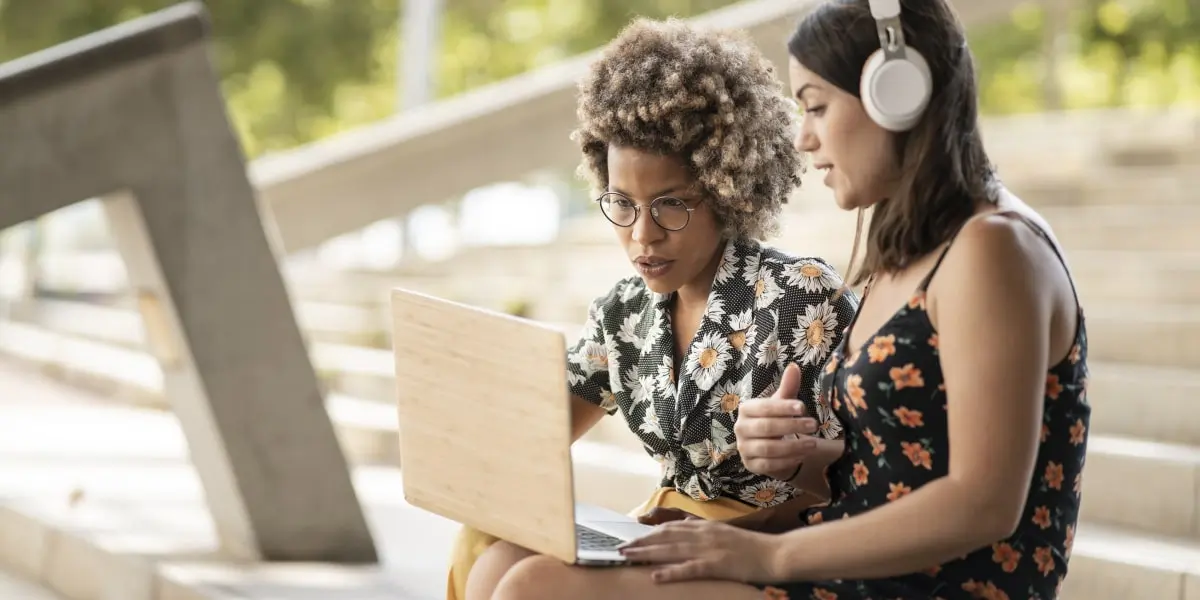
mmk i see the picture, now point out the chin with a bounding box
[640,276,681,295]
[832,191,859,211]
[833,189,874,212]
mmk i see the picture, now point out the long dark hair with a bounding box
[788,0,997,285]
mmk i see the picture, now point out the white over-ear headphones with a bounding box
[861,0,932,131]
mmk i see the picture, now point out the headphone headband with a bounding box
[868,0,908,61]
[867,0,900,19]
[859,0,931,131]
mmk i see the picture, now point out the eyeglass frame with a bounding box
[593,191,705,232]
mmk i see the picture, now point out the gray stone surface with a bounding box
[0,570,65,600]
[0,3,375,562]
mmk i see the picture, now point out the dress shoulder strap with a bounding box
[917,210,1082,310]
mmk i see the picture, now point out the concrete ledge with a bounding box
[1088,363,1200,447]
[2,358,1200,600]
[0,568,65,600]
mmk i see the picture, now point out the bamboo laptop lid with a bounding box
[390,288,579,563]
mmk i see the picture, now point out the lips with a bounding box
[633,256,674,278]
[813,162,834,186]
[635,257,671,267]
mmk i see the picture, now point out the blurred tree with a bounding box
[1075,0,1200,105]
[2,0,1196,156]
[0,0,399,156]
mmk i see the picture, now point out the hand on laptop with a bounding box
[637,507,700,525]
[617,519,780,584]
[734,363,820,482]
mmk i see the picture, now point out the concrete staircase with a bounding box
[2,109,1200,598]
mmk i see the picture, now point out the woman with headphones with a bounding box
[487,1,1090,599]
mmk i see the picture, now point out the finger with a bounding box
[772,363,802,399]
[736,416,817,439]
[618,520,702,549]
[737,397,809,419]
[637,508,685,525]
[743,457,807,476]
[739,436,817,460]
[651,560,713,584]
[618,542,705,565]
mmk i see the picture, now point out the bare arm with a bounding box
[769,216,1053,581]
[571,394,608,441]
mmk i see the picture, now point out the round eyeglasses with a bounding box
[595,192,700,232]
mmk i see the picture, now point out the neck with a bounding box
[674,240,727,311]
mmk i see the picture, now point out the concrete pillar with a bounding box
[0,2,376,563]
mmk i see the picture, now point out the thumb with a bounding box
[772,363,802,400]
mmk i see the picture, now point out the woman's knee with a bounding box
[491,555,580,600]
[465,541,535,600]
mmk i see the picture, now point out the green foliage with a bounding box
[1,0,1197,156]
[0,0,396,156]
[969,0,1200,112]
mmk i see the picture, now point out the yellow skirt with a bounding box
[445,488,758,600]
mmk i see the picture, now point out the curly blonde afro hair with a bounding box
[572,17,804,241]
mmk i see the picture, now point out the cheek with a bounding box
[834,126,894,189]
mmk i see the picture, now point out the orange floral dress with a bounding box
[753,215,1089,600]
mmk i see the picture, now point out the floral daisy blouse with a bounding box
[566,238,859,507]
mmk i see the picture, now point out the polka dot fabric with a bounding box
[566,239,858,507]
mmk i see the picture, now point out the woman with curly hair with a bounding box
[489,1,1090,599]
[447,16,858,600]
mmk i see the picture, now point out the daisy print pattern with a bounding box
[565,239,858,505]
[782,259,842,294]
[686,331,733,391]
[792,300,840,366]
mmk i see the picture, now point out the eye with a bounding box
[658,197,687,209]
[804,105,827,117]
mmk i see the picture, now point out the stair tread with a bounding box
[1090,360,1200,383]
[1087,433,1200,465]
[1086,303,1200,322]
[1074,522,1200,574]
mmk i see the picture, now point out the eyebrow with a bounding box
[794,83,821,102]
[610,185,690,198]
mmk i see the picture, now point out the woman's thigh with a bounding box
[465,540,535,600]
[492,555,770,600]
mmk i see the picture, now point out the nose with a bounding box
[630,204,665,245]
[795,115,818,153]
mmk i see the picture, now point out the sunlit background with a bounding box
[0,0,1197,599]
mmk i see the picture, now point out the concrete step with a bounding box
[1004,166,1200,208]
[1071,252,1200,305]
[12,304,1200,445]
[8,313,1200,538]
[1,294,388,349]
[2,357,1200,599]
[1041,204,1200,254]
[1088,363,1200,447]
[1062,523,1200,600]
[583,417,1200,542]
[0,570,66,600]
[780,202,1200,261]
[1088,304,1200,369]
[1080,435,1200,540]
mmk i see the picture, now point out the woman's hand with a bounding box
[735,363,821,481]
[617,520,781,583]
[637,507,700,525]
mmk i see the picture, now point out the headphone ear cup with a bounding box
[860,46,932,132]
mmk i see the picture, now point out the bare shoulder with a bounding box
[935,209,1063,291]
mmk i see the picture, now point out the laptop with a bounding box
[390,288,654,566]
